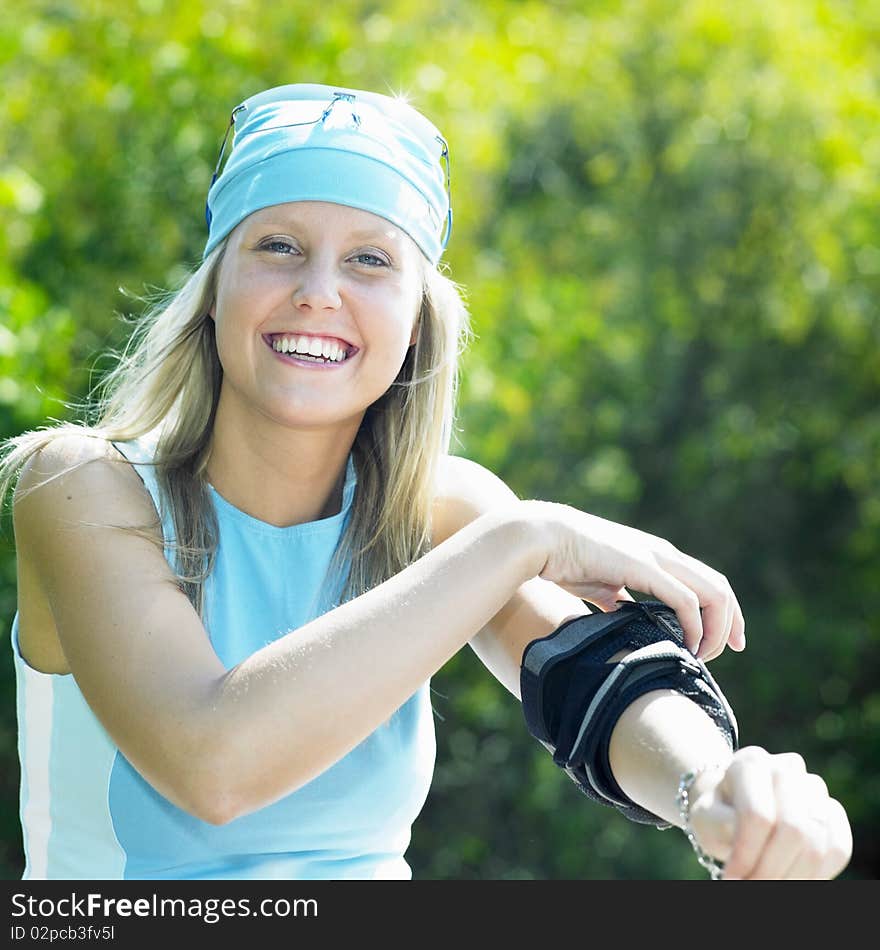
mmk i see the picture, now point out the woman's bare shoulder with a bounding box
[431,454,520,547]
[12,432,163,676]
[14,431,158,527]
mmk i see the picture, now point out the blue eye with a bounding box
[260,239,298,255]
[352,252,390,267]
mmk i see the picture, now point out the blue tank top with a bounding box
[11,432,437,879]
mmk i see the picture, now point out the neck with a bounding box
[204,390,361,528]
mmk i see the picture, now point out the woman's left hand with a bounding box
[686,746,853,879]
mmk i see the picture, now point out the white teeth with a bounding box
[271,336,348,362]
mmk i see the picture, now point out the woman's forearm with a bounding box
[204,506,544,823]
[607,688,734,827]
[608,691,852,878]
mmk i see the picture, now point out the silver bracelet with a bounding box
[676,768,725,880]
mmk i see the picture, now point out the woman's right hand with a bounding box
[518,499,746,661]
[688,747,853,879]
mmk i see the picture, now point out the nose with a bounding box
[292,257,343,311]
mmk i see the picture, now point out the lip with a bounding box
[262,335,358,369]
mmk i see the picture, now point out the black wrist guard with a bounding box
[519,599,739,827]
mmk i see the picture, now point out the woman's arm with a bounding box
[434,454,852,879]
[609,694,852,879]
[432,454,743,700]
[14,437,542,825]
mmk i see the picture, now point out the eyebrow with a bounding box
[253,219,403,244]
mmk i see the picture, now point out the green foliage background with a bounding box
[0,0,877,879]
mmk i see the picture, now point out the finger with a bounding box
[608,589,637,611]
[819,798,853,879]
[701,595,733,663]
[717,748,777,880]
[700,598,746,661]
[750,768,824,879]
[651,550,735,659]
[680,560,742,657]
[694,569,734,662]
[775,818,828,880]
[785,773,851,880]
[774,751,808,771]
[694,597,731,661]
[601,586,636,611]
[578,584,634,613]
[563,551,703,647]
[687,790,738,865]
[777,773,832,880]
[729,599,746,651]
[632,569,704,654]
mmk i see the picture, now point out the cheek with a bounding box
[212,297,258,374]
[212,273,275,344]
[379,308,421,364]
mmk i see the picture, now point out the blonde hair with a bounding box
[0,235,473,622]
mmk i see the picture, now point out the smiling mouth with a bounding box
[262,335,359,367]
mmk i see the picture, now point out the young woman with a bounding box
[0,83,851,880]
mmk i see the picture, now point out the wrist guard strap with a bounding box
[520,599,739,827]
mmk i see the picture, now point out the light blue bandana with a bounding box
[203,83,452,264]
